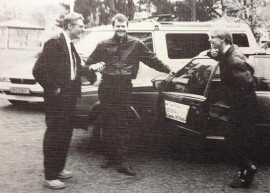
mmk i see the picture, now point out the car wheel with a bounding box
[8,100,28,105]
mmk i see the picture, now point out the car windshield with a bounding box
[175,58,218,78]
[171,58,218,95]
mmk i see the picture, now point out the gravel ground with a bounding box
[0,99,269,193]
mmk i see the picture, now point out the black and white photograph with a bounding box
[0,0,270,192]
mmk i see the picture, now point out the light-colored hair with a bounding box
[63,12,84,30]
[210,27,233,45]
[111,13,128,27]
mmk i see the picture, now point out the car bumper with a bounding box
[0,82,44,102]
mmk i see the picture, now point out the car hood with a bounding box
[0,59,37,79]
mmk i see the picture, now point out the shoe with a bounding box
[43,179,66,189]
[116,164,136,176]
[58,170,73,179]
[243,165,257,187]
[230,165,257,188]
[230,175,246,188]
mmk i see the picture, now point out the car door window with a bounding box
[166,33,210,59]
[171,58,218,96]
[128,32,162,79]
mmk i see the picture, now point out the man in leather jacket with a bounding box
[208,28,258,188]
[86,13,174,176]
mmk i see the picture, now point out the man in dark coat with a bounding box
[33,12,91,189]
[86,13,174,176]
[208,28,258,188]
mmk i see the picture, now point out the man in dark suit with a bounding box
[33,12,90,189]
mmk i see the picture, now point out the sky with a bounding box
[3,0,74,7]
[22,0,74,5]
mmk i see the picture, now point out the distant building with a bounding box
[0,19,44,49]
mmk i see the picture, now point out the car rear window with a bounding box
[166,33,210,59]
[232,33,249,47]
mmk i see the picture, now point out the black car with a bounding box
[152,54,270,150]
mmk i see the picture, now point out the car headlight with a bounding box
[0,77,10,82]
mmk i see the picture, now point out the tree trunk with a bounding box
[127,0,135,20]
[107,0,116,11]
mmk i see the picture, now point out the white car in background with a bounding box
[0,56,44,105]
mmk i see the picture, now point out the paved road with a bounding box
[0,99,269,193]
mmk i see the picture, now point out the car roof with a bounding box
[79,20,260,57]
[84,20,251,33]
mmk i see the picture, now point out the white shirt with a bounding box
[63,31,76,80]
[222,44,231,55]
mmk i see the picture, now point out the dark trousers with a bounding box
[226,94,257,170]
[98,76,134,165]
[43,86,77,180]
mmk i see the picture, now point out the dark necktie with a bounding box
[70,42,77,77]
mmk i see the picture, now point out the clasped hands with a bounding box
[89,62,105,72]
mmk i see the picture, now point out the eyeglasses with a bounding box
[72,23,85,29]
[210,36,219,39]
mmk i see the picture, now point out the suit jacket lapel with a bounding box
[59,33,81,79]
[59,33,71,65]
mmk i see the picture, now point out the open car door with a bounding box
[158,58,218,135]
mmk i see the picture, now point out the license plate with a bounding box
[165,100,190,123]
[10,87,30,94]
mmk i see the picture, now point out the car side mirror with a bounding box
[152,73,175,91]
[152,79,167,91]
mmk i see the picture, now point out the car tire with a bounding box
[8,100,28,105]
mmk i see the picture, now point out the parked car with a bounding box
[74,19,263,128]
[1,18,266,134]
[0,55,43,105]
[0,17,260,106]
[152,53,270,149]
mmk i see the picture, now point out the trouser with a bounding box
[43,86,77,180]
[98,76,134,165]
[226,94,257,170]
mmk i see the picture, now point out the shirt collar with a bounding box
[63,31,72,44]
[113,34,128,43]
[222,44,231,55]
